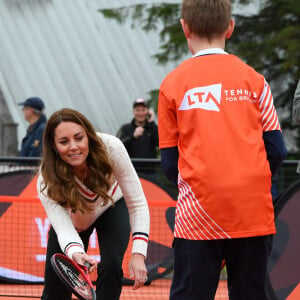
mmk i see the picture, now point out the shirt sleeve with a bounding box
[259,80,281,132]
[263,130,287,176]
[158,88,179,149]
[161,147,179,186]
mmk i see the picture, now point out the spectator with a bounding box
[18,97,47,157]
[292,79,300,124]
[158,1,287,299]
[292,79,300,174]
[117,99,158,158]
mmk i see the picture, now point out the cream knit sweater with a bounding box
[37,132,150,260]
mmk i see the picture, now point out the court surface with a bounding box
[0,279,228,299]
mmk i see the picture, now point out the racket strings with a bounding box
[56,259,93,299]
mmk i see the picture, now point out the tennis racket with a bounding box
[51,253,96,300]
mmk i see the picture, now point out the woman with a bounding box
[37,108,150,300]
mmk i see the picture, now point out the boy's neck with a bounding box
[188,34,226,55]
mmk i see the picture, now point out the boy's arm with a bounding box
[263,130,287,176]
[258,79,287,175]
[292,80,300,125]
[158,83,179,185]
[161,147,179,186]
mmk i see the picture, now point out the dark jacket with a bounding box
[292,79,300,124]
[18,114,47,157]
[117,119,158,158]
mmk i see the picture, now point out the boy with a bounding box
[157,1,287,299]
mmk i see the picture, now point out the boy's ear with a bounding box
[225,19,235,39]
[180,18,191,39]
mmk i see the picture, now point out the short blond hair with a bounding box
[182,0,232,39]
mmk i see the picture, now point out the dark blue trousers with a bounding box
[170,235,273,300]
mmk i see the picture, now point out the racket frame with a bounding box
[51,253,96,300]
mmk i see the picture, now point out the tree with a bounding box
[100,1,300,152]
[228,0,300,107]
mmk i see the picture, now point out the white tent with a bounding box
[0,0,182,148]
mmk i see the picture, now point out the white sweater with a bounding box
[37,132,150,260]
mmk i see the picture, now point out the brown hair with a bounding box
[182,0,232,39]
[40,108,113,213]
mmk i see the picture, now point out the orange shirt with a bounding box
[158,50,280,240]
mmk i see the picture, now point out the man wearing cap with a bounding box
[18,97,47,157]
[117,98,158,158]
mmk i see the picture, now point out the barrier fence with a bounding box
[0,157,298,299]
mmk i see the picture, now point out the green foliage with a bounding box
[99,1,299,97]
[99,0,300,151]
[100,4,186,62]
[228,0,300,109]
[147,89,159,113]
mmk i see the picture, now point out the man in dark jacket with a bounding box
[117,98,158,158]
[18,97,47,157]
[292,79,300,124]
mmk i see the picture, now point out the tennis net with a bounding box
[0,160,228,299]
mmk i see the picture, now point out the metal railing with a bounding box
[0,157,298,197]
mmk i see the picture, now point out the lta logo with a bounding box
[179,83,222,112]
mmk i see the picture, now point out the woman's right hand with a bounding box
[72,252,97,273]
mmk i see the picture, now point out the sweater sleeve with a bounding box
[103,134,150,257]
[37,174,85,259]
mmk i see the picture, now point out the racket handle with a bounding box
[84,261,92,270]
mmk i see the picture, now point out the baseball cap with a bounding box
[133,98,147,108]
[18,97,45,111]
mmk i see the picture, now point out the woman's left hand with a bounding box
[128,253,148,290]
